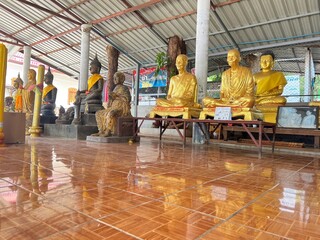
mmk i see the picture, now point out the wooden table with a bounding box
[132,117,276,158]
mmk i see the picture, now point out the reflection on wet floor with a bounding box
[0,137,319,239]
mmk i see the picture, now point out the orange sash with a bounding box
[88,74,102,91]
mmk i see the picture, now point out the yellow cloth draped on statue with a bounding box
[88,74,103,91]
[252,51,287,123]
[42,84,55,98]
[14,89,23,112]
[254,71,287,105]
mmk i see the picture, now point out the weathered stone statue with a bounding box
[149,54,201,119]
[5,96,14,112]
[92,72,132,137]
[156,54,200,108]
[202,49,255,108]
[41,67,57,116]
[72,55,104,124]
[254,51,287,106]
[253,51,287,123]
[55,106,74,124]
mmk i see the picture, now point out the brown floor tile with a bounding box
[1,137,320,239]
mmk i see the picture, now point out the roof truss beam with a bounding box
[16,0,82,25]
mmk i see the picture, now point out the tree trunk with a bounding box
[167,35,186,85]
[106,45,119,101]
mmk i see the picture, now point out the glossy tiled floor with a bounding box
[0,137,320,240]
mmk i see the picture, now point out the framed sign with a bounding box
[214,107,232,120]
[276,106,318,129]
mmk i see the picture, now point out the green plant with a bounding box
[155,52,168,77]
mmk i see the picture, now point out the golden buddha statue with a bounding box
[200,49,259,120]
[202,49,254,108]
[149,54,201,119]
[21,69,37,134]
[92,72,132,137]
[22,69,36,114]
[253,51,287,123]
[254,51,287,106]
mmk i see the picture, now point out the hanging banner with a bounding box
[133,67,167,88]
[283,75,300,102]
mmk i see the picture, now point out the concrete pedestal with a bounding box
[40,115,58,125]
[43,124,98,140]
[4,112,26,143]
[86,135,139,143]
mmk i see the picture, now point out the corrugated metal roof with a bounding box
[0,0,319,80]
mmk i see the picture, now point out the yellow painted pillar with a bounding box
[29,65,44,137]
[0,44,8,144]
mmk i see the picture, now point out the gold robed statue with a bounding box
[202,49,255,108]
[21,69,37,134]
[92,72,132,137]
[253,50,287,123]
[200,49,260,120]
[254,50,287,106]
[22,69,37,114]
[149,54,201,119]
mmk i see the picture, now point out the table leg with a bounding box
[258,123,262,158]
[272,126,276,153]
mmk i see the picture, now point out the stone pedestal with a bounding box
[4,112,25,143]
[40,115,58,125]
[86,135,139,143]
[43,124,98,140]
[82,113,97,126]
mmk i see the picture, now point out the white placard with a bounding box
[214,107,232,120]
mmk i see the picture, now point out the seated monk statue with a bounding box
[155,54,200,108]
[22,69,37,114]
[202,49,255,108]
[92,72,132,137]
[12,73,24,112]
[254,50,287,106]
[41,67,57,116]
[73,55,104,124]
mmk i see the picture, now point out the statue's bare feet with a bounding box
[100,130,112,137]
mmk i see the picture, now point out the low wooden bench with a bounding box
[132,117,276,158]
[222,125,320,148]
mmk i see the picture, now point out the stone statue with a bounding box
[92,72,132,137]
[156,54,200,108]
[12,73,24,112]
[22,69,36,114]
[41,67,57,116]
[202,49,255,108]
[254,50,287,106]
[5,96,14,112]
[72,55,104,124]
[55,106,74,124]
